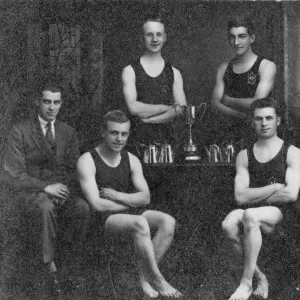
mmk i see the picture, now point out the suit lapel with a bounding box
[54,121,65,158]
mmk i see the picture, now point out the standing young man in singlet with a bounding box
[222,98,300,300]
[122,14,187,153]
[211,16,277,146]
[77,110,182,299]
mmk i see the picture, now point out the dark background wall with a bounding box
[0,0,285,156]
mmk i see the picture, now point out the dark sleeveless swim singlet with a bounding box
[224,56,263,98]
[247,142,289,188]
[90,148,131,193]
[89,149,147,221]
[129,59,175,146]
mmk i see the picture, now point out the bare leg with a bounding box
[223,208,275,300]
[142,210,176,263]
[222,209,244,254]
[253,266,268,299]
[140,210,182,298]
[228,207,283,300]
[105,214,181,298]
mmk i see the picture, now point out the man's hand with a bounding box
[44,183,70,201]
[99,188,117,201]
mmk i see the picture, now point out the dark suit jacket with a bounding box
[4,115,80,192]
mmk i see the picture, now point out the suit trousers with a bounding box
[24,191,90,265]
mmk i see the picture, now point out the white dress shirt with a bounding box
[38,115,55,139]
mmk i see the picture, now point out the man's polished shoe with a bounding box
[47,271,64,298]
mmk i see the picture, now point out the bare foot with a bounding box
[140,279,159,298]
[152,276,182,298]
[253,277,268,299]
[228,284,253,300]
[136,259,159,298]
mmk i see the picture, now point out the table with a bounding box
[142,162,237,251]
[143,161,236,198]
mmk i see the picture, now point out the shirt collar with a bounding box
[38,115,55,128]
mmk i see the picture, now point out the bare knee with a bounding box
[158,214,176,237]
[222,217,238,237]
[132,216,151,237]
[222,218,231,235]
[222,210,244,235]
[242,209,259,229]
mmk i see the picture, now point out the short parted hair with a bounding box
[142,13,165,28]
[227,16,255,36]
[102,110,130,131]
[250,97,281,118]
[40,83,63,97]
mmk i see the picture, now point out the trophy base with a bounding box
[185,154,201,161]
[183,144,201,161]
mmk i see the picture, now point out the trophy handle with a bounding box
[198,102,207,121]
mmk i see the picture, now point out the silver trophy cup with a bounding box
[182,103,207,161]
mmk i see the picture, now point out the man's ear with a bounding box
[250,34,255,44]
[35,98,40,107]
[277,116,281,126]
[164,33,167,43]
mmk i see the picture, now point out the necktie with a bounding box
[45,122,54,146]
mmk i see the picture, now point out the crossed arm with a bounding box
[122,65,187,124]
[234,146,300,206]
[77,152,150,212]
[211,60,277,118]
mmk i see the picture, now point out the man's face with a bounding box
[103,121,130,153]
[143,21,166,53]
[228,26,255,56]
[36,90,62,122]
[253,107,280,139]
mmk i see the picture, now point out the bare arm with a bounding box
[211,62,246,119]
[234,149,283,205]
[99,153,150,207]
[122,65,169,119]
[267,146,300,204]
[222,60,277,110]
[77,153,129,212]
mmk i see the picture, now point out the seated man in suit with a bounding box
[4,83,90,297]
[77,110,182,299]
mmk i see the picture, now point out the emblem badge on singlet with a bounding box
[248,72,257,85]
[267,177,278,185]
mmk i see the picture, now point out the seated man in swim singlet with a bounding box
[122,14,187,152]
[77,110,182,299]
[211,16,277,146]
[222,98,300,300]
